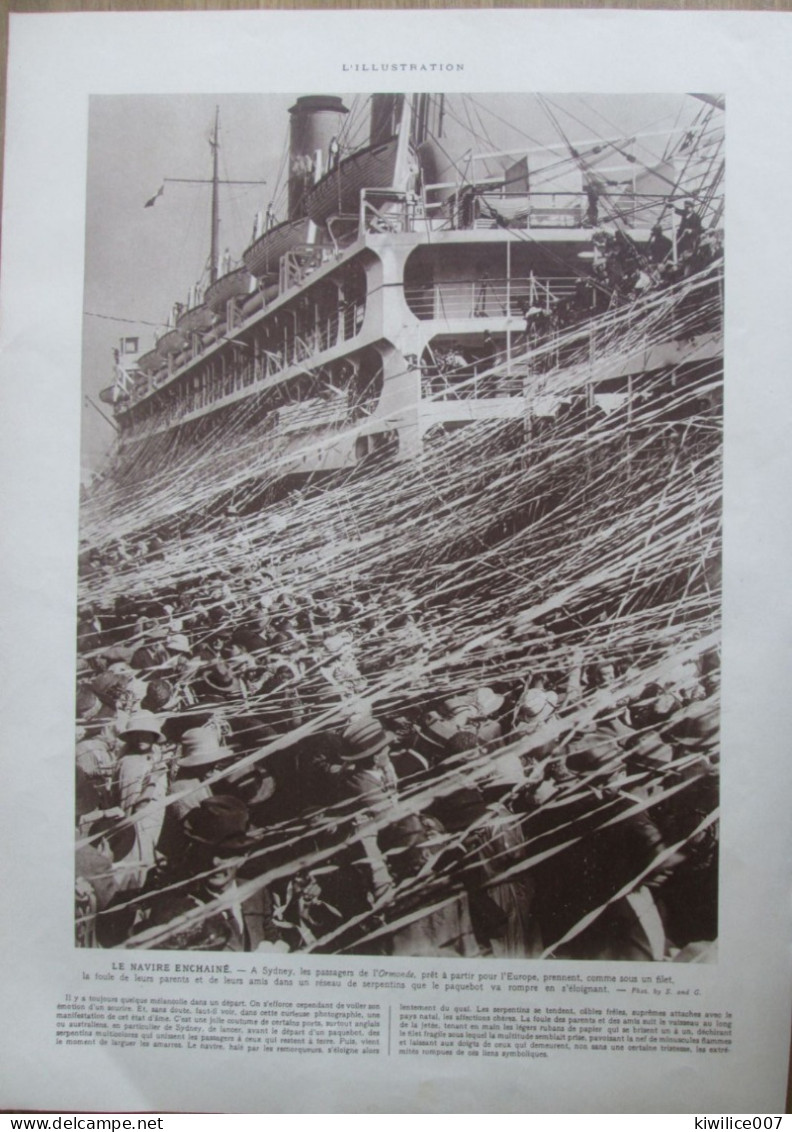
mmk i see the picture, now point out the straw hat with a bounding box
[179,728,238,768]
[340,717,393,762]
[166,633,192,656]
[118,710,164,743]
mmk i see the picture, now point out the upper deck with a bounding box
[108,182,679,442]
[101,90,723,470]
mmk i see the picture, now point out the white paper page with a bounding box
[1,8,791,1114]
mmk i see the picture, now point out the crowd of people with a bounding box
[527,204,723,335]
[416,201,723,400]
[75,543,719,961]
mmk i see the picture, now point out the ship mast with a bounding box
[209,105,220,285]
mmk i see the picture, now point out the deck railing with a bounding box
[421,373,526,400]
[406,276,581,321]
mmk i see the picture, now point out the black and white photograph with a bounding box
[74,91,723,961]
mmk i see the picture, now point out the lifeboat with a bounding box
[304,136,400,223]
[136,347,165,374]
[205,267,254,313]
[243,218,312,280]
[176,302,214,333]
[157,327,188,356]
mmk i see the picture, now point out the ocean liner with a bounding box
[77,94,724,959]
[96,93,723,489]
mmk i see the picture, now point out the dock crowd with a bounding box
[75,541,719,961]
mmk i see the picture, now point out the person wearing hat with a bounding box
[116,711,167,810]
[649,747,719,952]
[76,735,117,811]
[270,868,345,951]
[421,686,503,757]
[75,815,135,949]
[318,632,366,704]
[320,716,402,902]
[91,671,138,725]
[131,632,199,689]
[140,677,177,716]
[76,683,103,728]
[195,659,245,704]
[116,710,170,890]
[164,633,200,677]
[584,661,637,742]
[513,678,559,744]
[648,223,673,267]
[524,732,681,962]
[155,727,240,864]
[76,815,141,948]
[75,683,120,793]
[675,199,703,261]
[338,715,399,819]
[426,728,542,958]
[376,814,481,958]
[309,590,343,630]
[129,636,171,675]
[169,727,238,815]
[142,796,282,952]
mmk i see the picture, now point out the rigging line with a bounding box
[465,93,552,152]
[270,130,291,215]
[339,95,369,152]
[541,96,671,211]
[335,94,359,149]
[471,201,614,299]
[663,101,700,166]
[163,177,267,185]
[543,94,651,169]
[654,113,719,226]
[469,94,498,153]
[438,96,504,158]
[85,312,163,328]
[470,95,518,184]
[530,98,656,260]
[461,97,499,180]
[570,94,685,167]
[219,143,255,262]
[554,93,715,209]
[176,172,208,294]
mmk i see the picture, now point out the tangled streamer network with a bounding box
[75,92,723,961]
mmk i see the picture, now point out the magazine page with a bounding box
[1,7,791,1114]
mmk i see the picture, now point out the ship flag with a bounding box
[143,183,165,208]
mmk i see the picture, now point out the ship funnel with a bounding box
[288,95,349,220]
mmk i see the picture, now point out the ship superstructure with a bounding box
[98,93,723,485]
